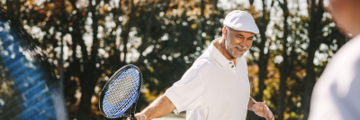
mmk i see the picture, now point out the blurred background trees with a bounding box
[0,0,348,119]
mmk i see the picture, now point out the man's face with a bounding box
[327,0,360,37]
[224,27,254,58]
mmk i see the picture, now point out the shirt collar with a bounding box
[208,40,235,68]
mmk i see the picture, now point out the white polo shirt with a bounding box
[164,40,251,120]
[309,35,360,120]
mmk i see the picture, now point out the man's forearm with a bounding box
[247,97,257,111]
[140,95,176,119]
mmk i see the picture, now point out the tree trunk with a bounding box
[249,0,274,119]
[77,68,98,120]
[278,0,289,119]
[6,0,20,24]
[121,28,130,62]
[256,35,267,101]
[120,0,136,63]
[303,50,315,120]
[77,0,100,119]
[303,0,325,119]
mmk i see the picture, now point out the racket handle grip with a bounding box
[123,113,137,120]
[132,113,137,120]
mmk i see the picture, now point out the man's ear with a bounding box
[222,26,227,40]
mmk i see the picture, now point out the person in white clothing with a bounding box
[130,10,274,120]
[309,0,360,120]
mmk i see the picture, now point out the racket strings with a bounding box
[107,74,134,105]
[102,68,140,117]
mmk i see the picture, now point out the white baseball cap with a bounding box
[223,10,259,33]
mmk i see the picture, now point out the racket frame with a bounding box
[99,64,143,119]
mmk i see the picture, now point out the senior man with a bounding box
[131,10,274,120]
[309,0,360,120]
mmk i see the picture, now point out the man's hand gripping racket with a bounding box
[252,101,274,120]
[99,64,143,120]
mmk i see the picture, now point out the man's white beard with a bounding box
[225,35,248,58]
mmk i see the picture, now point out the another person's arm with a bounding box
[131,95,176,120]
[248,97,274,120]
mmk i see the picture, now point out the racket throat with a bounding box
[123,102,138,120]
[130,102,138,120]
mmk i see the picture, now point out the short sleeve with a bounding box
[164,67,206,114]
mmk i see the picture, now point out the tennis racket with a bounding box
[99,64,143,119]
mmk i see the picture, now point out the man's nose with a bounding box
[238,40,245,47]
